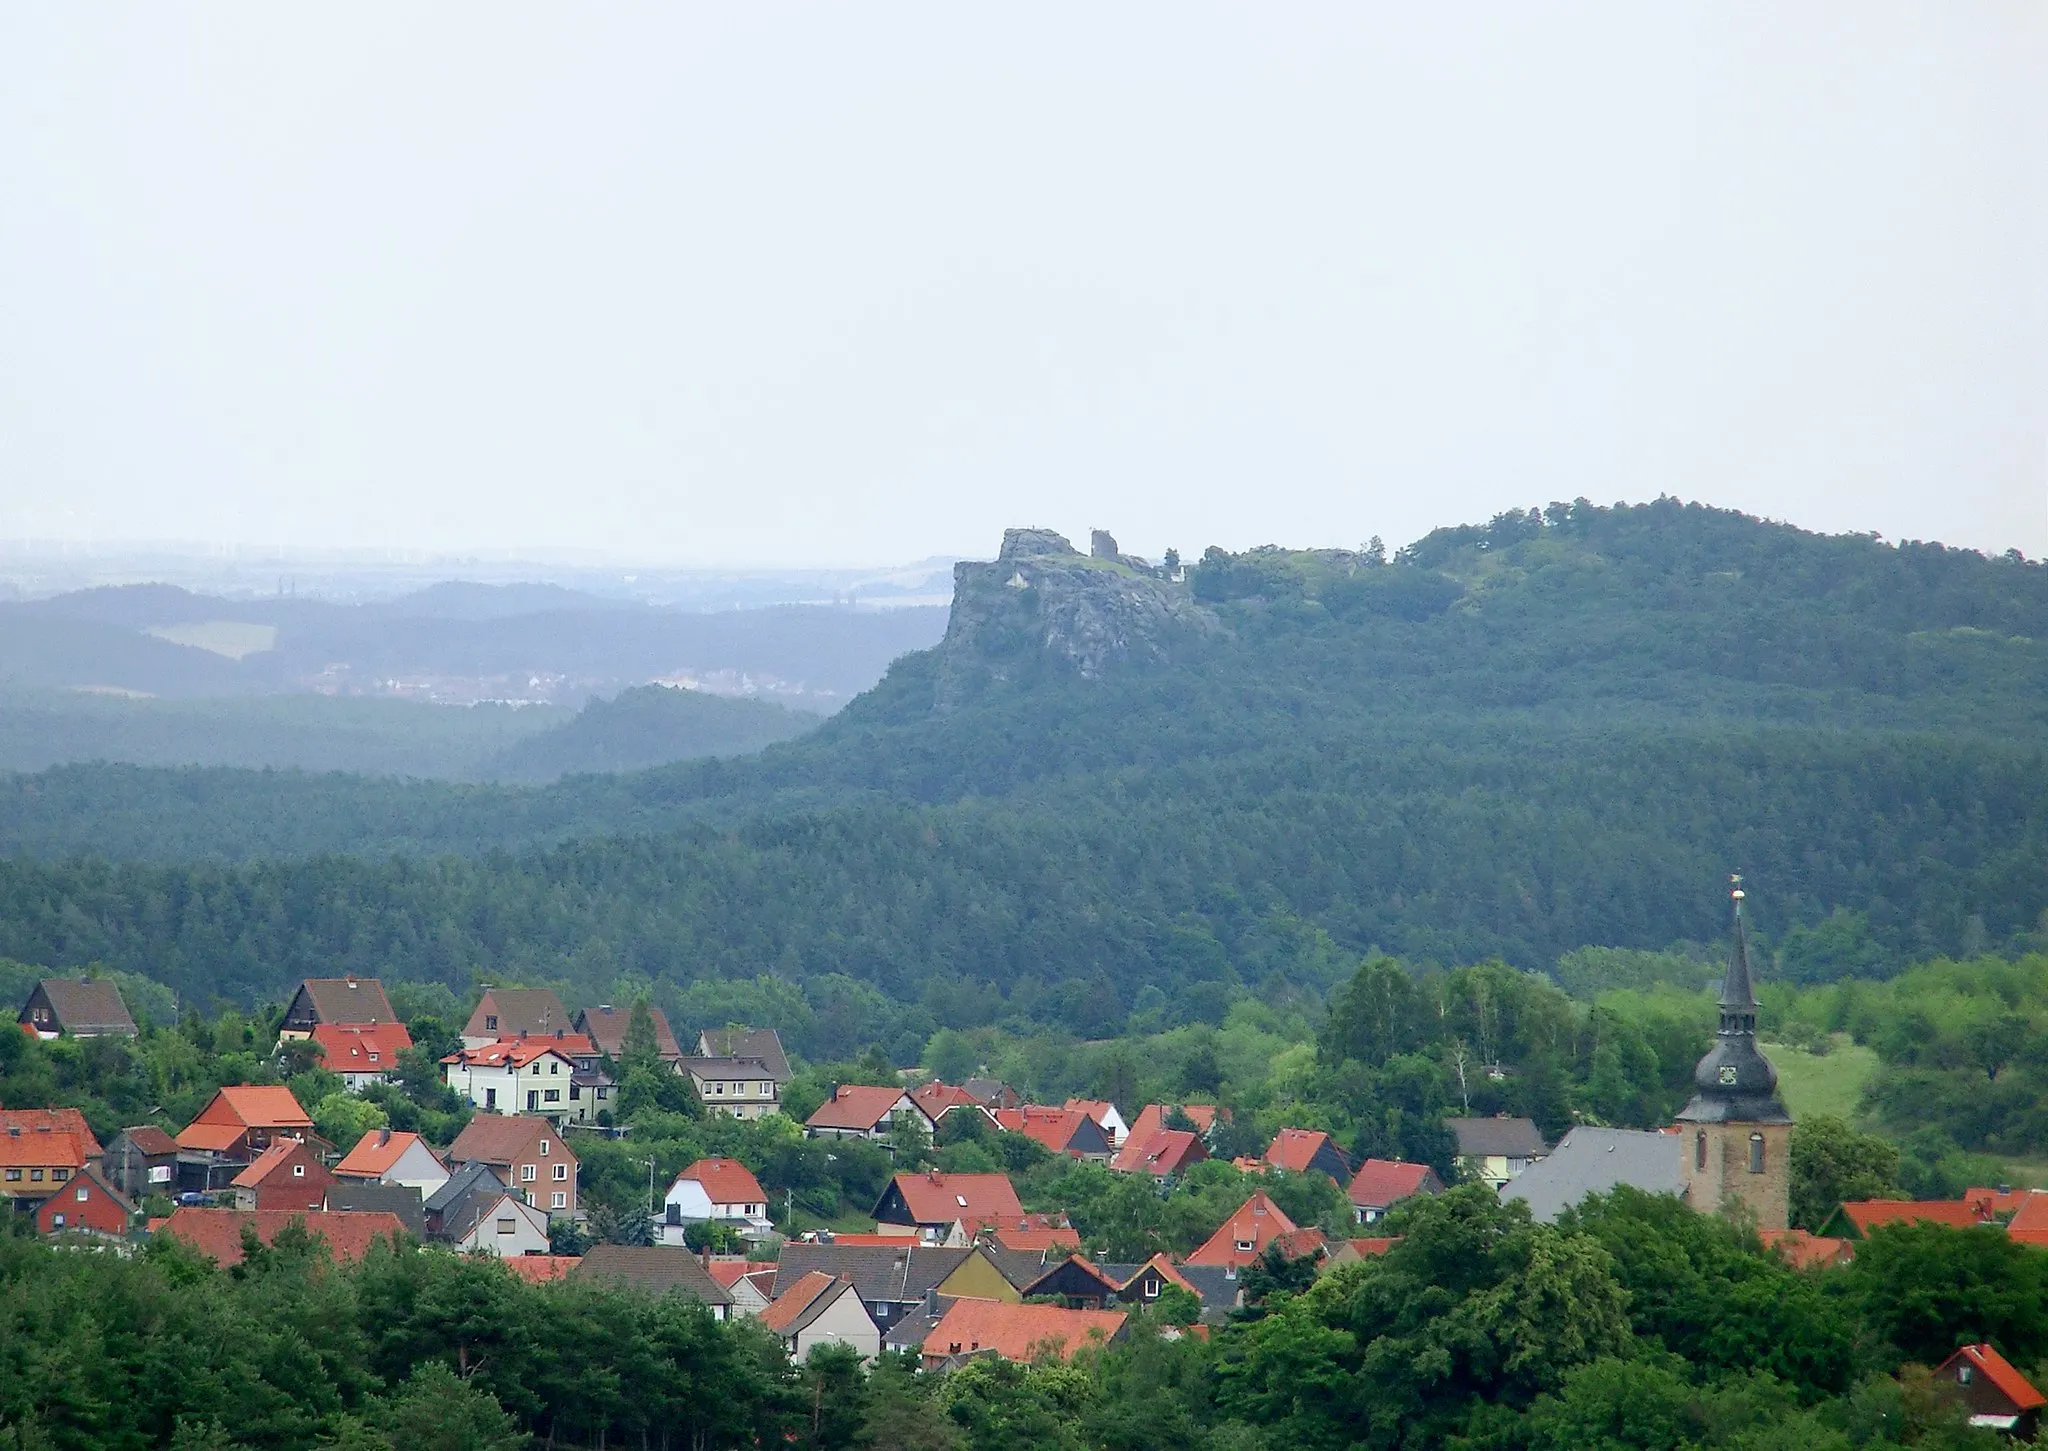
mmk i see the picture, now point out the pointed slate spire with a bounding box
[1719,876,1758,1021]
[1677,874,1788,1124]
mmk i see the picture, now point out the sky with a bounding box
[1,5,2042,567]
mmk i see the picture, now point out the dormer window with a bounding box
[1234,1238,1253,1253]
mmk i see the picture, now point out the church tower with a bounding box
[1675,878,1793,1231]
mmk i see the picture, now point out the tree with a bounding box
[378,1363,527,1451]
[1789,1115,1902,1230]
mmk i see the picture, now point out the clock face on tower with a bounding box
[1718,1066,1739,1085]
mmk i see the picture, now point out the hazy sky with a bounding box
[2,6,2042,566]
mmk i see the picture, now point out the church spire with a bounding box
[1718,875,1758,1036]
[1675,874,1789,1126]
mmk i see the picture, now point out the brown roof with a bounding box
[1127,1105,1222,1144]
[26,979,137,1036]
[446,1115,571,1169]
[575,1003,683,1060]
[465,988,570,1039]
[923,1299,1126,1363]
[884,1171,1023,1226]
[1265,1128,1343,1175]
[806,1085,913,1132]
[574,1244,734,1305]
[1111,1129,1207,1177]
[294,978,397,1026]
[158,1208,406,1266]
[116,1125,179,1157]
[677,1157,767,1207]
[993,1107,1096,1155]
[231,1141,323,1189]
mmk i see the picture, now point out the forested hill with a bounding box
[1,499,2044,1009]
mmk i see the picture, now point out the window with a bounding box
[1959,1365,1976,1385]
[527,1091,539,1111]
[549,1060,559,1075]
[50,1213,64,1227]
[292,1164,305,1178]
[569,1083,580,1101]
[544,1089,561,1103]
[714,1082,725,1095]
[1234,1239,1253,1253]
[497,1217,516,1234]
[485,1088,497,1110]
[5,1169,19,1183]
[31,1170,44,1183]
[75,1186,89,1201]
[550,1192,566,1209]
[521,1164,537,1182]
[1144,1279,1159,1299]
[485,1014,498,1031]
[51,1168,68,1182]
[540,1140,550,1155]
[1696,1131,1707,1171]
[1748,1133,1765,1175]
[368,1052,379,1062]
[553,1164,568,1181]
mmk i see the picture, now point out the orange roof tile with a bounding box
[1186,1191,1299,1268]
[1126,1104,1223,1145]
[806,1084,913,1132]
[678,1157,767,1207]
[1967,1186,2033,1217]
[231,1141,321,1189]
[1838,1199,1993,1234]
[1112,1252,1199,1297]
[993,1107,1095,1155]
[310,1022,413,1071]
[759,1270,841,1334]
[177,1085,311,1149]
[0,1109,102,1159]
[887,1171,1023,1226]
[911,1082,983,1117]
[1344,1237,1398,1258]
[1942,1343,2047,1412]
[158,1208,405,1266]
[1111,1129,1206,1177]
[1264,1128,1338,1175]
[2004,1191,2048,1242]
[333,1129,435,1179]
[993,1225,1084,1253]
[1348,1159,1440,1209]
[440,1036,588,1070]
[1759,1229,1854,1269]
[0,1128,85,1169]
[502,1254,580,1284]
[924,1298,1126,1363]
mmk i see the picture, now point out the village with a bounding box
[9,904,2045,1438]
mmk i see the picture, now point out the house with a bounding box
[36,1165,135,1240]
[17,978,138,1039]
[697,1027,792,1083]
[986,1215,1083,1255]
[873,1171,1023,1242]
[1019,1254,1123,1310]
[1758,1228,1853,1269]
[463,987,572,1047]
[1446,1116,1548,1189]
[444,1187,551,1257]
[156,1208,406,1267]
[230,1140,331,1212]
[774,1240,978,1334]
[993,1107,1113,1164]
[278,977,398,1038]
[1186,1192,1298,1272]
[1817,1197,1998,1240]
[104,1126,180,1200]
[806,1085,919,1142]
[1101,1253,1201,1311]
[2001,1192,2048,1246]
[961,1078,1023,1111]
[911,1081,993,1131]
[1110,1129,1207,1179]
[1322,1237,1400,1271]
[1264,1128,1352,1184]
[1937,1343,2046,1436]
[1126,1104,1224,1145]
[309,1022,414,1091]
[423,1162,510,1237]
[574,1003,684,1063]
[442,1037,599,1123]
[679,1056,784,1120]
[325,1180,426,1238]
[761,1271,882,1361]
[0,1109,102,1164]
[1347,1159,1446,1225]
[175,1086,318,1185]
[921,1299,1126,1370]
[658,1157,773,1244]
[1499,1126,1681,1223]
[3,1125,87,1205]
[446,1115,578,1218]
[706,1259,777,1317]
[1064,1099,1130,1148]
[575,1245,735,1318]
[331,1128,450,1195]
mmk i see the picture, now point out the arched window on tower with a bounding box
[1696,1131,1707,1171]
[1748,1132,1765,1174]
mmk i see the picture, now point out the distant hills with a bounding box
[1,501,2043,1013]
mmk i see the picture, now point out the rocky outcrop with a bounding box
[933,529,1219,709]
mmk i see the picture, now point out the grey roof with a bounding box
[1677,901,1792,1126]
[425,1160,506,1217]
[27,979,137,1036]
[961,1078,1020,1107]
[1446,1117,1549,1159]
[326,1180,426,1238]
[1499,1126,1683,1223]
[774,1276,864,1338]
[1174,1264,1242,1323]
[441,1186,529,1245]
[980,1242,1055,1290]
[678,1056,777,1083]
[697,1028,791,1083]
[576,1245,734,1305]
[773,1242,971,1306]
[883,1301,944,1352]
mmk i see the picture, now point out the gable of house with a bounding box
[19,979,138,1038]
[464,988,571,1042]
[575,1003,683,1060]
[36,1165,134,1236]
[696,1027,791,1082]
[283,978,397,1032]
[1186,1192,1299,1269]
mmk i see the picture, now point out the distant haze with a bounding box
[2,5,2041,564]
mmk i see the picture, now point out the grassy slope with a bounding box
[1759,1035,1879,1122]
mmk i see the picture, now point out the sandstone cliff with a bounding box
[933,528,1219,709]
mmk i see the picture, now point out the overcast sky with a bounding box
[2,6,2041,566]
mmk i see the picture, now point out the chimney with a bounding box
[346,977,358,989]
[378,1127,391,1146]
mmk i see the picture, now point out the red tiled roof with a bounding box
[1967,1186,2033,1217]
[678,1157,766,1208]
[887,1171,1022,1226]
[924,1298,1126,1363]
[1838,1199,1993,1234]
[1126,1104,1223,1145]
[177,1086,312,1150]
[1271,1226,1328,1261]
[310,1022,413,1072]
[994,1107,1094,1155]
[158,1208,406,1266]
[759,1269,841,1334]
[231,1141,321,1189]
[1345,1237,1398,1258]
[1759,1229,1854,1269]
[993,1225,1083,1253]
[502,1254,580,1283]
[0,1109,102,1159]
[0,1128,85,1169]
[910,1082,983,1118]
[2003,1192,2048,1244]
[440,1036,590,1070]
[705,1259,763,1289]
[1111,1129,1206,1177]
[334,1130,435,1179]
[1264,1128,1337,1175]
[806,1085,912,1132]
[1942,1343,2047,1412]
[1348,1158,1439,1208]
[1112,1252,1199,1297]
[1186,1192,1299,1269]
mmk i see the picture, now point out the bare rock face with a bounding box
[933,528,1219,709]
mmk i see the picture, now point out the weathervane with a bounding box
[1730,872,1744,915]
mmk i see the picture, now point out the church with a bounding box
[1504,879,1793,1229]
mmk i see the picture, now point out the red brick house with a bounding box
[446,1114,578,1218]
[175,1086,318,1180]
[37,1165,135,1239]
[232,1140,332,1211]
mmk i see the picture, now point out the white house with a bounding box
[442,1040,586,1122]
[331,1129,450,1197]
[759,1271,883,1363]
[658,1157,774,1245]
[451,1189,552,1258]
